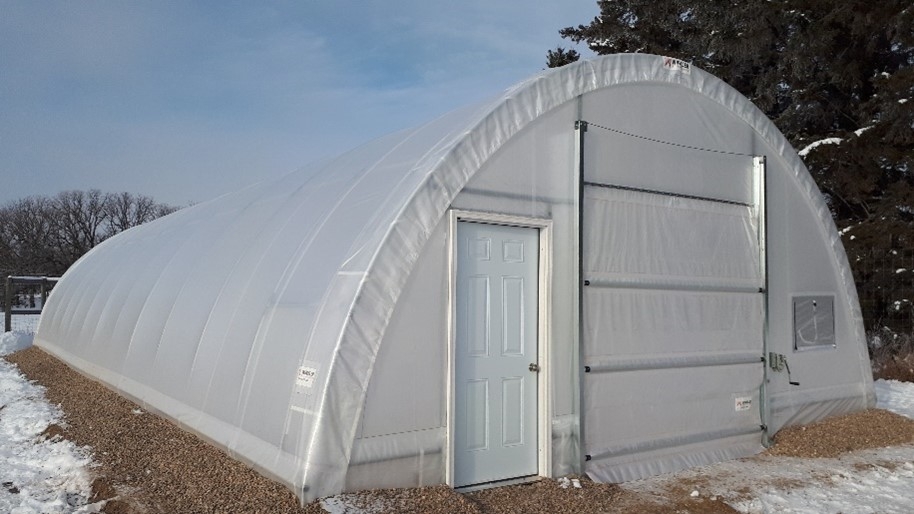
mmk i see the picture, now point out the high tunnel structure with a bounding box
[36,54,874,502]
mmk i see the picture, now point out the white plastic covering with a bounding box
[581,166,766,481]
[582,187,761,288]
[35,54,873,502]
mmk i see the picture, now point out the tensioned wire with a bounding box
[584,120,758,157]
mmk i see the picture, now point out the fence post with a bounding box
[4,275,11,333]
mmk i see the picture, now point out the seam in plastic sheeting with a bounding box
[349,428,445,466]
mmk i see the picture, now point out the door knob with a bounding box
[529,363,540,373]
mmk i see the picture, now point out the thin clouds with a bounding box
[0,2,157,78]
[0,1,595,206]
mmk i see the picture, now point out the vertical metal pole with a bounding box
[4,276,11,333]
[574,116,587,470]
[754,156,772,445]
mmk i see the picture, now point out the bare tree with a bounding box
[0,190,178,275]
[0,205,14,277]
[0,197,56,274]
[155,203,179,218]
[105,192,158,233]
[8,196,55,273]
[48,190,110,270]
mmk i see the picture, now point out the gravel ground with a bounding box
[6,347,319,514]
[6,346,914,513]
[765,408,914,458]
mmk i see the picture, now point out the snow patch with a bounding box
[320,494,384,514]
[798,137,843,157]
[0,358,97,513]
[0,331,34,356]
[730,459,914,514]
[320,496,356,514]
[838,224,856,236]
[876,379,914,419]
[558,477,581,489]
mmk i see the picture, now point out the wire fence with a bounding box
[2,276,56,334]
[0,313,41,334]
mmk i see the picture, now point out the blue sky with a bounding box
[0,1,596,207]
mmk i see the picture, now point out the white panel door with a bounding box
[455,221,539,487]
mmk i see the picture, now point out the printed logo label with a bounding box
[735,396,753,412]
[662,56,691,74]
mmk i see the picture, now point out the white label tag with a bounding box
[296,366,317,388]
[735,396,753,412]
[661,56,691,74]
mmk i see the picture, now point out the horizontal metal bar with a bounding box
[585,352,763,373]
[584,278,763,294]
[7,276,59,283]
[586,425,763,461]
[7,309,42,315]
[583,180,752,207]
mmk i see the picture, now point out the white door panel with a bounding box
[455,221,538,487]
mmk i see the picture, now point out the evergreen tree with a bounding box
[546,47,580,68]
[554,1,914,333]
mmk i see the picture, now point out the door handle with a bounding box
[529,363,540,373]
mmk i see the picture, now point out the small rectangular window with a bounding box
[793,296,836,350]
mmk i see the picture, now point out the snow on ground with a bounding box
[0,331,34,355]
[877,379,914,419]
[1,313,41,335]
[660,446,914,514]
[0,333,99,514]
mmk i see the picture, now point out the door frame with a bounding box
[446,209,553,487]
